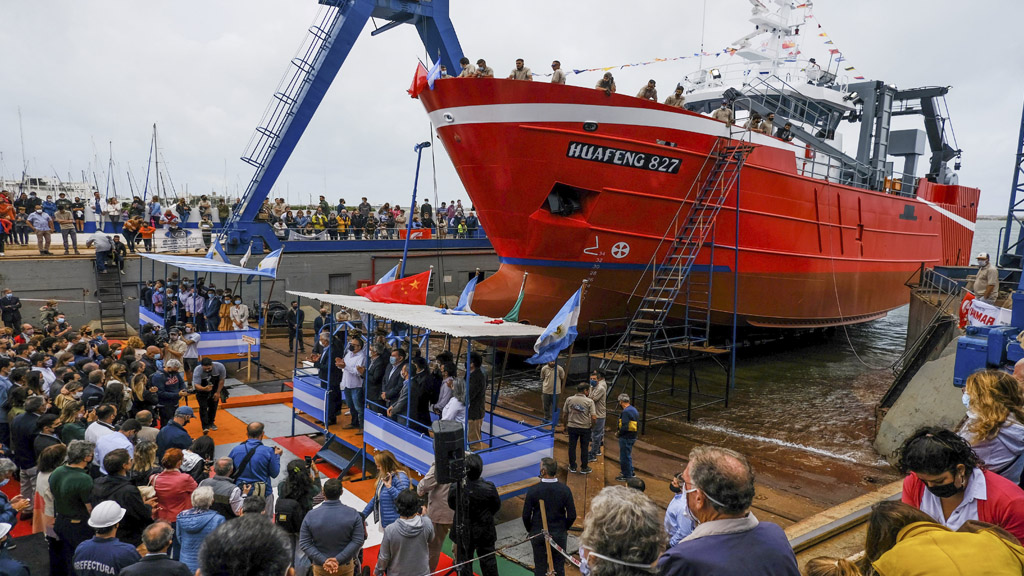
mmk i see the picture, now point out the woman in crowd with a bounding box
[53,381,81,413]
[131,441,161,487]
[36,443,67,576]
[580,485,664,576]
[863,500,1024,575]
[362,450,411,530]
[57,400,87,444]
[176,486,226,573]
[6,386,29,422]
[100,381,129,424]
[219,294,235,331]
[277,458,322,520]
[229,295,249,331]
[125,336,146,358]
[897,426,1024,542]
[105,197,122,231]
[153,448,199,524]
[958,370,1024,483]
[804,557,862,576]
[441,373,465,424]
[182,433,215,484]
[129,372,157,417]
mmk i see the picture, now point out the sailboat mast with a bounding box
[153,124,161,200]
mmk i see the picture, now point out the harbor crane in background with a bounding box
[221,0,465,253]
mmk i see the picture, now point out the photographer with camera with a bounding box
[192,358,226,432]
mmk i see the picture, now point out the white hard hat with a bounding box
[88,501,126,529]
[0,522,10,539]
[977,252,990,260]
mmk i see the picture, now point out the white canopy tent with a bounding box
[285,291,545,340]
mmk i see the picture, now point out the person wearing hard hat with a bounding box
[974,252,1000,304]
[71,501,141,576]
[0,522,28,576]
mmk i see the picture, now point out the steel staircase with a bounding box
[95,265,129,337]
[600,139,753,378]
[227,4,352,231]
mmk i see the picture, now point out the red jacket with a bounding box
[902,469,1024,542]
[153,469,198,523]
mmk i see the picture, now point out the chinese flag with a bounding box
[356,270,431,305]
[407,62,428,99]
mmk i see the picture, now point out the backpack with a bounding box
[274,497,306,534]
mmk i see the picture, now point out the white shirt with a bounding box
[32,366,57,394]
[919,467,985,531]
[94,432,134,474]
[342,348,367,389]
[85,421,117,445]
[442,398,465,423]
[183,332,201,359]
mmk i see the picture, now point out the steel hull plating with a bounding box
[420,80,979,330]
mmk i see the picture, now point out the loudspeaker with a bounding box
[432,420,465,484]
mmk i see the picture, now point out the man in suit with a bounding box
[120,521,191,576]
[523,457,576,576]
[0,288,21,330]
[365,342,389,415]
[286,301,305,353]
[382,347,407,411]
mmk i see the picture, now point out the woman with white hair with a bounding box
[176,485,225,572]
[579,485,666,576]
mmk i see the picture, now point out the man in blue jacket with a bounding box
[155,407,194,461]
[151,359,188,427]
[299,478,364,575]
[0,522,29,576]
[229,422,282,515]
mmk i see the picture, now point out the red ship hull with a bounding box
[420,80,979,331]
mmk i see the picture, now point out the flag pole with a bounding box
[502,272,529,322]
[554,280,588,430]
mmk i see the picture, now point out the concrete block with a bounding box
[874,339,965,461]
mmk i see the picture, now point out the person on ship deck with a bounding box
[974,252,1000,304]
[664,86,686,108]
[596,72,616,96]
[508,58,532,81]
[710,100,734,127]
[636,79,658,101]
[475,59,494,78]
[458,57,477,78]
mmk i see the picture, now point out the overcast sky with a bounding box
[0,0,1021,215]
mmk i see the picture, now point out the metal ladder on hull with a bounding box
[600,139,754,380]
[95,266,129,337]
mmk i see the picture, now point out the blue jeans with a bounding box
[95,249,109,271]
[619,436,636,478]
[343,387,364,427]
[589,417,606,460]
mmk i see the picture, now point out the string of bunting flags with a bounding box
[528,8,865,82]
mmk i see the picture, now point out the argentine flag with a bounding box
[204,238,229,263]
[526,288,582,365]
[246,248,283,284]
[426,59,442,90]
[377,263,400,284]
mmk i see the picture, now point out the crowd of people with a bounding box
[258,196,483,241]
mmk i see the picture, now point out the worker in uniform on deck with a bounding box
[508,58,532,80]
[711,100,734,127]
[458,57,477,78]
[550,60,567,84]
[974,252,1000,304]
[475,59,494,78]
[540,360,565,422]
[775,122,796,142]
[636,79,658,101]
[596,72,616,95]
[664,86,686,108]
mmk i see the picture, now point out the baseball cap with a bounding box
[0,523,11,539]
[617,393,630,403]
[977,252,990,260]
[88,501,126,529]
[175,406,195,417]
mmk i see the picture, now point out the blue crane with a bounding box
[222,0,464,251]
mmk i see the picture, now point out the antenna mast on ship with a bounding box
[17,107,27,194]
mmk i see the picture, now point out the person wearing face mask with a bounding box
[229,296,250,331]
[286,301,305,353]
[192,358,226,431]
[50,440,97,573]
[898,426,1024,542]
[579,485,664,576]
[365,342,389,416]
[658,446,798,576]
[664,473,694,547]
[0,289,21,330]
[313,308,331,339]
[338,334,366,430]
[151,359,188,428]
[957,370,1024,484]
[383,347,408,413]
[182,323,201,378]
[27,203,54,255]
[522,457,575,576]
[0,359,12,447]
